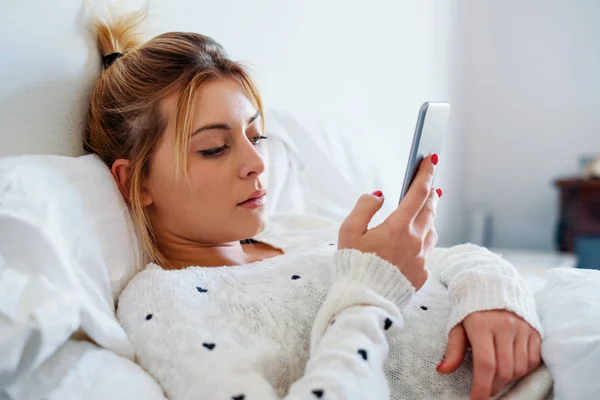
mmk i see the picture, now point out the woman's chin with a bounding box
[254,210,269,234]
[238,208,268,237]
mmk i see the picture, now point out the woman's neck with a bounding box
[157,234,283,270]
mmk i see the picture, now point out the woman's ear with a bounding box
[110,159,153,206]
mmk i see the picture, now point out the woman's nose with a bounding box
[238,139,266,178]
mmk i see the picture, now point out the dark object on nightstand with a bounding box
[555,178,600,269]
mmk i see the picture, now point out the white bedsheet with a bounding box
[536,268,600,400]
[2,340,165,400]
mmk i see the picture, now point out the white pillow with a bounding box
[0,154,142,300]
[0,155,140,393]
[4,340,165,400]
[536,268,600,399]
[265,109,403,226]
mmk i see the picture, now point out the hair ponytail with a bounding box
[92,4,147,64]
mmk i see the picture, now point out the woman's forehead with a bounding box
[193,79,257,122]
[161,78,257,126]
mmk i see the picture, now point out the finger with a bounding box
[513,328,529,379]
[413,188,440,234]
[527,333,542,372]
[392,154,437,221]
[423,226,438,254]
[437,324,467,374]
[491,330,515,396]
[470,333,495,400]
[339,192,385,243]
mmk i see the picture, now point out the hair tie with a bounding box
[102,52,123,69]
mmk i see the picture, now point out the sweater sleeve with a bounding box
[224,249,415,400]
[285,249,415,399]
[426,243,543,338]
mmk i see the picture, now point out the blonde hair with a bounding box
[84,8,264,268]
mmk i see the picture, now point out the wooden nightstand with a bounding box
[554,178,600,269]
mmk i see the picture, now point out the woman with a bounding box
[85,10,548,400]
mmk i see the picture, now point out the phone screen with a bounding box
[398,102,451,203]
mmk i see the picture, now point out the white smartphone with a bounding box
[398,102,451,203]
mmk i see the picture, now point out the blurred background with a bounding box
[1,0,599,268]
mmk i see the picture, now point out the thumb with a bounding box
[437,324,467,374]
[340,191,385,241]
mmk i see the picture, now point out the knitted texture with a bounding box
[117,215,546,400]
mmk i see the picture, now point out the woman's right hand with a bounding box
[338,154,441,290]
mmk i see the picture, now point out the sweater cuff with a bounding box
[446,272,544,339]
[333,249,415,309]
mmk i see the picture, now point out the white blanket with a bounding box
[536,268,600,400]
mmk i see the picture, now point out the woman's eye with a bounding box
[250,135,268,145]
[197,137,267,158]
[199,145,229,158]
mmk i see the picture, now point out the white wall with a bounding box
[0,0,464,245]
[461,0,600,250]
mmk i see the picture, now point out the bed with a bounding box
[1,2,599,400]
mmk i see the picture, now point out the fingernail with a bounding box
[436,360,445,372]
[372,190,383,197]
[431,154,439,166]
[436,188,443,198]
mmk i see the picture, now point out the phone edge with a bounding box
[398,102,429,204]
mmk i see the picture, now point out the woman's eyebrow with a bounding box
[191,111,261,137]
[247,110,261,125]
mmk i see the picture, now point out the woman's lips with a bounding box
[238,193,267,209]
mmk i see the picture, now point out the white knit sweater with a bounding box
[117,215,548,400]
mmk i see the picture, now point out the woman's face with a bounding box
[144,78,269,245]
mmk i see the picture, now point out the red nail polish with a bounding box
[431,154,439,165]
[436,360,445,372]
[436,188,443,198]
[372,190,383,197]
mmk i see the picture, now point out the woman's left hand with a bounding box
[436,310,542,400]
